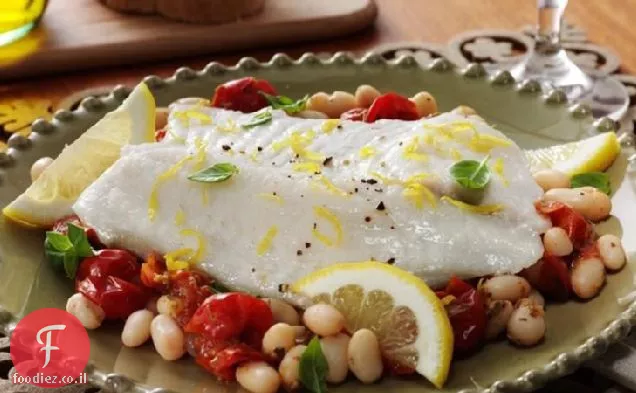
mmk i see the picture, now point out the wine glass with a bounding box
[511,0,629,120]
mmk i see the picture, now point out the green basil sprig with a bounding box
[188,163,239,183]
[299,336,329,393]
[44,223,94,279]
[261,93,308,114]
[242,110,273,129]
[450,155,491,189]
[571,172,611,194]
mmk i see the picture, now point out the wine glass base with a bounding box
[578,76,630,121]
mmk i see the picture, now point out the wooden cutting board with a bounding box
[0,0,376,80]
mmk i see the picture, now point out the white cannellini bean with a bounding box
[156,295,178,317]
[347,329,383,384]
[279,345,306,391]
[65,293,105,330]
[306,92,331,115]
[30,157,53,182]
[122,309,154,347]
[571,257,606,299]
[264,298,300,325]
[485,300,514,340]
[507,299,546,347]
[543,187,612,222]
[320,333,350,383]
[326,91,357,118]
[155,107,169,130]
[527,290,546,308]
[262,323,297,359]
[543,227,574,257]
[150,314,185,361]
[598,234,626,271]
[303,304,345,336]
[532,169,570,191]
[410,91,437,117]
[294,110,328,119]
[236,361,281,393]
[481,275,531,303]
[354,84,381,108]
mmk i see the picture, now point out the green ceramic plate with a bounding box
[1,53,635,393]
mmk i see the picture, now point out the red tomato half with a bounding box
[184,292,273,349]
[169,270,213,328]
[211,77,277,113]
[365,93,420,123]
[437,276,486,355]
[340,107,368,121]
[535,200,592,248]
[190,336,265,381]
[520,255,571,301]
[77,275,149,319]
[76,249,140,283]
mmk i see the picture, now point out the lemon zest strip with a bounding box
[321,119,341,134]
[312,206,343,247]
[492,157,509,187]
[258,193,284,204]
[359,146,376,159]
[149,155,193,221]
[402,136,428,162]
[174,208,186,226]
[312,175,349,197]
[293,162,322,174]
[180,228,206,264]
[257,226,279,256]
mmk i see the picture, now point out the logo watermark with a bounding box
[10,308,90,388]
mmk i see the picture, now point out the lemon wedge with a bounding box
[524,132,620,175]
[2,83,156,228]
[292,261,453,388]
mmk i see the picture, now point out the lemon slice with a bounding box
[524,132,620,175]
[2,83,156,228]
[292,261,453,388]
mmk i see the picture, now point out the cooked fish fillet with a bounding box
[73,102,549,297]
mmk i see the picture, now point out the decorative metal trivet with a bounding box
[1,23,636,393]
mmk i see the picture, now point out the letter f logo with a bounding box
[36,324,66,368]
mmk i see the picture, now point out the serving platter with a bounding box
[0,52,635,393]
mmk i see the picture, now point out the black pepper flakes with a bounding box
[337,124,343,130]
[364,216,372,223]
[222,145,231,151]
[323,156,334,167]
[390,225,396,230]
[257,146,263,152]
[387,257,396,265]
[313,222,317,229]
[273,192,277,196]
[251,267,256,272]
[376,201,386,211]
[361,178,378,185]
[354,187,359,193]
[374,188,383,193]
[297,250,303,256]
[399,141,404,146]
[305,242,311,248]
[278,283,290,293]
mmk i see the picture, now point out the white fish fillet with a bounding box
[73,102,549,297]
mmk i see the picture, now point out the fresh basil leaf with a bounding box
[242,110,273,129]
[45,231,73,251]
[44,240,67,273]
[571,172,611,194]
[188,163,239,183]
[261,93,308,114]
[299,336,329,393]
[67,223,94,258]
[450,155,491,189]
[44,227,95,280]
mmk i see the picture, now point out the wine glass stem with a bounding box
[536,0,568,55]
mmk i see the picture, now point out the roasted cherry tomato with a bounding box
[52,215,103,248]
[76,249,139,283]
[189,335,265,381]
[437,276,486,355]
[185,292,273,349]
[535,200,592,248]
[365,93,420,123]
[211,77,277,113]
[340,107,368,121]
[520,254,571,301]
[155,129,167,142]
[77,275,149,319]
[169,270,213,328]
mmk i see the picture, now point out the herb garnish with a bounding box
[450,155,491,189]
[188,163,239,183]
[299,336,329,393]
[242,110,273,129]
[44,223,94,279]
[571,172,611,194]
[261,93,308,114]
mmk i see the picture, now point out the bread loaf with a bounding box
[99,0,266,23]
